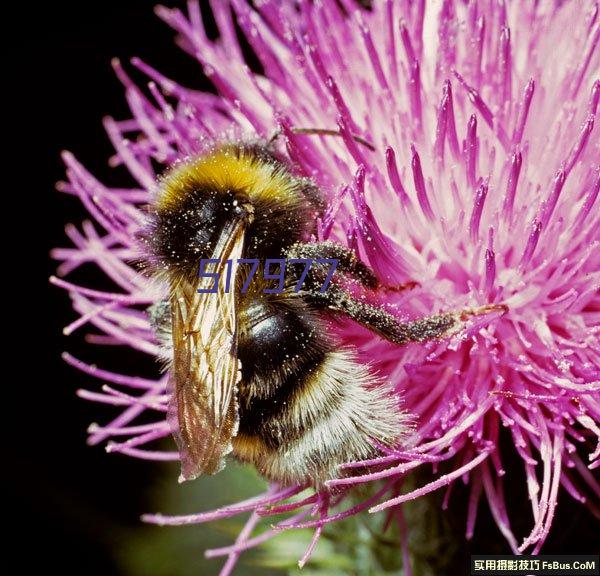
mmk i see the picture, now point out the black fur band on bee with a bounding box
[144,141,507,486]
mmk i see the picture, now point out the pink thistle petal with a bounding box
[369,450,492,513]
[512,79,535,145]
[410,144,435,220]
[385,146,411,206]
[204,509,311,559]
[297,494,329,569]
[469,178,489,242]
[143,485,305,526]
[218,512,261,576]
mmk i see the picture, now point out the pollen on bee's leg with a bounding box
[392,303,508,345]
[475,303,509,315]
[382,279,420,293]
[444,303,509,339]
[457,303,509,322]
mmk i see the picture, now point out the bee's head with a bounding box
[142,185,253,278]
[142,145,319,279]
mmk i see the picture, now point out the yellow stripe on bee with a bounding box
[156,146,298,211]
[232,432,274,462]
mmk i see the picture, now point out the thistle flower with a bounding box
[52,0,599,573]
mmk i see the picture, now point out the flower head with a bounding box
[53,0,599,572]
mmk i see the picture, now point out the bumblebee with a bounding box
[145,142,499,486]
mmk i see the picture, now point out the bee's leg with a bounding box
[145,300,175,361]
[287,240,378,288]
[305,284,506,345]
[148,300,171,330]
[268,127,375,151]
[286,241,417,292]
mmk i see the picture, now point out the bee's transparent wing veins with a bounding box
[167,223,244,481]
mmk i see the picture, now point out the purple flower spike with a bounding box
[54,1,600,572]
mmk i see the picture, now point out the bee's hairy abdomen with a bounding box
[234,290,409,486]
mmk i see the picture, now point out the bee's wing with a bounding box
[168,222,245,481]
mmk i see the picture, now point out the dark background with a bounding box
[14,1,599,574]
[25,2,220,574]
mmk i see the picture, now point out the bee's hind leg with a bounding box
[305,284,507,346]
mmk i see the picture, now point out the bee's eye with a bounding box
[232,198,255,222]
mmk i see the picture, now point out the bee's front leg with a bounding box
[148,300,171,331]
[287,241,417,292]
[147,300,173,358]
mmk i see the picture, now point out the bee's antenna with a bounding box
[269,127,376,151]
